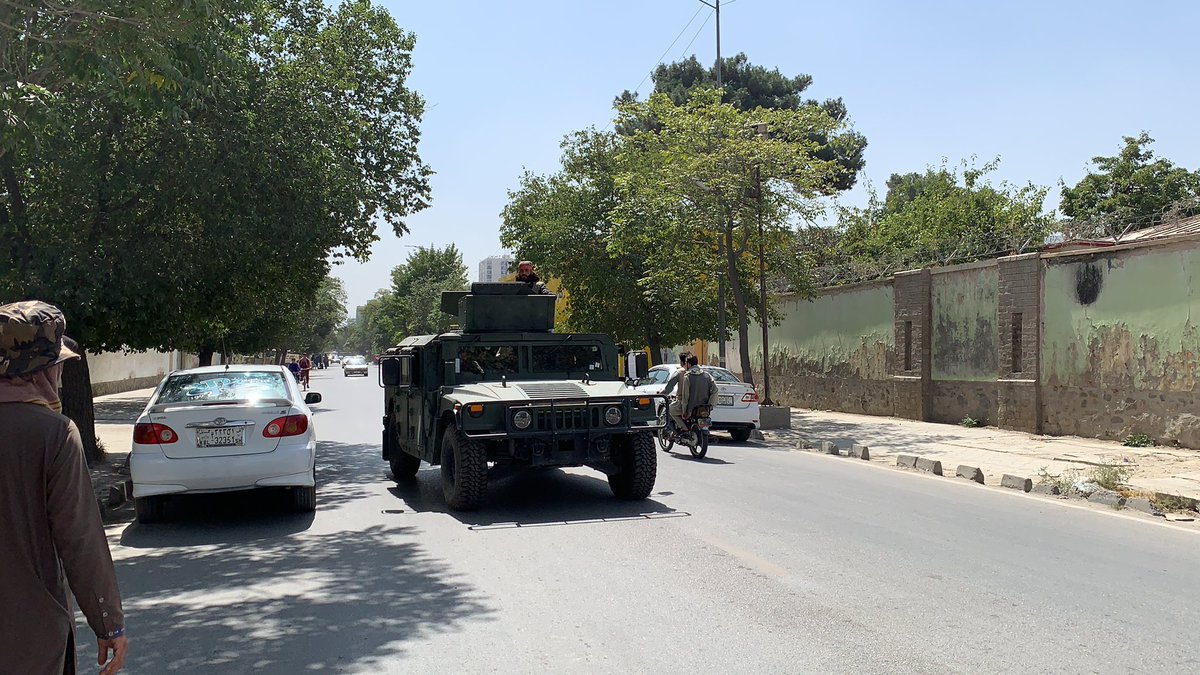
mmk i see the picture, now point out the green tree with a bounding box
[502,130,715,361]
[269,276,349,356]
[1060,132,1200,237]
[0,0,431,458]
[388,244,469,337]
[618,53,866,193]
[830,160,1053,279]
[612,89,846,383]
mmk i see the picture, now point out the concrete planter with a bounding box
[758,405,792,430]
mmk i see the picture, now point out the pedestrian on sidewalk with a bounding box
[0,301,129,674]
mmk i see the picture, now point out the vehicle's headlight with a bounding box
[604,406,622,425]
[513,410,532,429]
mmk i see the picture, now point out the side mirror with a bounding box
[305,392,322,405]
[381,355,411,388]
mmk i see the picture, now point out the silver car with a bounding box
[342,355,369,377]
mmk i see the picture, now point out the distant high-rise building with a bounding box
[477,254,514,283]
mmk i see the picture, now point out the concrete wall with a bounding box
[930,263,999,425]
[737,281,896,415]
[734,233,1200,449]
[88,350,198,396]
[1041,240,1200,446]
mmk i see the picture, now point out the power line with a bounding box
[678,9,714,61]
[629,6,706,99]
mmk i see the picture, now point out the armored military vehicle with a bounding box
[379,283,662,510]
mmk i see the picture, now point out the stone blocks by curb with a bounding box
[914,457,943,475]
[1031,482,1060,495]
[1088,489,1126,508]
[848,444,870,460]
[896,454,918,468]
[821,441,840,455]
[749,430,766,441]
[1126,498,1159,515]
[757,405,792,430]
[1001,474,1032,492]
[956,465,985,484]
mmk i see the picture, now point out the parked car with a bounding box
[633,364,759,442]
[129,365,322,522]
[342,355,369,377]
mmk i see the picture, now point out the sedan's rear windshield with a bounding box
[702,367,742,383]
[345,356,367,365]
[157,372,290,404]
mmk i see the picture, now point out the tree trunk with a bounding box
[198,348,214,367]
[646,332,664,368]
[61,351,102,464]
[722,221,755,386]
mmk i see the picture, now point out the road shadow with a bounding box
[94,397,150,422]
[767,412,967,457]
[113,524,494,672]
[666,452,734,465]
[387,466,683,528]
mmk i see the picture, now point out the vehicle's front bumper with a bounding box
[130,439,315,497]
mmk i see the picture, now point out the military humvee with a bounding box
[379,283,662,510]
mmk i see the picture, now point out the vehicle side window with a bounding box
[652,369,670,384]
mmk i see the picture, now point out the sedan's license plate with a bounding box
[196,427,245,447]
[717,395,734,406]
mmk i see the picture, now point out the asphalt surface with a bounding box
[104,366,1200,674]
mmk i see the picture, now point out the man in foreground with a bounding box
[0,301,129,674]
[514,260,554,295]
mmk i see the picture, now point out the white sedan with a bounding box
[634,365,759,442]
[129,365,321,522]
[342,355,369,377]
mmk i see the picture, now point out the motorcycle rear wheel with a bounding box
[687,423,709,459]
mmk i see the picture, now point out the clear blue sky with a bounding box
[336,0,1200,311]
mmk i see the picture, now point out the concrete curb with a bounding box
[1001,474,1033,493]
[848,444,870,460]
[914,457,943,476]
[956,465,985,484]
[820,441,840,455]
[896,454,918,468]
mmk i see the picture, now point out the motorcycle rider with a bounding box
[674,353,717,432]
[660,352,689,438]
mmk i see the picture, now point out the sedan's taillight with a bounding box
[263,415,309,438]
[134,422,178,444]
[742,392,759,403]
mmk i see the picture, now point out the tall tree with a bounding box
[1060,132,1200,237]
[0,0,431,459]
[618,53,867,193]
[612,89,846,383]
[389,244,469,337]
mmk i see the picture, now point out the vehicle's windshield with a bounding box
[345,356,367,365]
[531,344,603,372]
[156,371,290,404]
[702,366,742,383]
[460,345,518,377]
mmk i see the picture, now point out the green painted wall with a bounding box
[931,265,998,381]
[1042,244,1200,391]
[746,282,894,379]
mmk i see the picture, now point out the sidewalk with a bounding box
[763,408,1200,503]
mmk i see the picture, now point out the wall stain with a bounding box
[1075,263,1103,305]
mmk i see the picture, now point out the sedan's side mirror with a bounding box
[305,392,322,405]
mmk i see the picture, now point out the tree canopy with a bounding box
[1060,132,1200,237]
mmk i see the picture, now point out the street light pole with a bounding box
[699,0,725,367]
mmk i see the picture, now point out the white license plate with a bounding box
[196,427,245,447]
[717,395,734,406]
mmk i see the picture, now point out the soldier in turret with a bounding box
[515,260,554,295]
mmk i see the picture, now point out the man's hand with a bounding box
[98,635,129,675]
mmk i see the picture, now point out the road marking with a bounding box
[468,511,691,531]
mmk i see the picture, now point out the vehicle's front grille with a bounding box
[517,383,588,399]
[534,407,591,431]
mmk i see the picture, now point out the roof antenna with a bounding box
[221,336,229,371]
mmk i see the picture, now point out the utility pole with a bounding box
[699,0,725,367]
[752,122,773,404]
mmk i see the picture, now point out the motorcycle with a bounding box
[656,400,712,459]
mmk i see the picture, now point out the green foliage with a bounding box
[1151,493,1198,514]
[0,0,431,357]
[1092,463,1133,492]
[830,159,1053,273]
[1122,433,1155,448]
[618,53,866,193]
[959,416,980,428]
[1060,132,1200,236]
[269,276,349,355]
[1036,466,1081,495]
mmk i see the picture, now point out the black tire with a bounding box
[385,422,420,481]
[291,469,316,512]
[729,428,752,443]
[656,406,674,452]
[134,495,166,523]
[441,427,487,511]
[609,432,657,500]
[688,424,709,459]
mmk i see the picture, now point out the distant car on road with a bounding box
[342,355,369,377]
[129,365,322,522]
[633,364,759,442]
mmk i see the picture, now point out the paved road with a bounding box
[105,367,1200,673]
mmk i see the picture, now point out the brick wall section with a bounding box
[892,269,932,421]
[996,253,1042,433]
